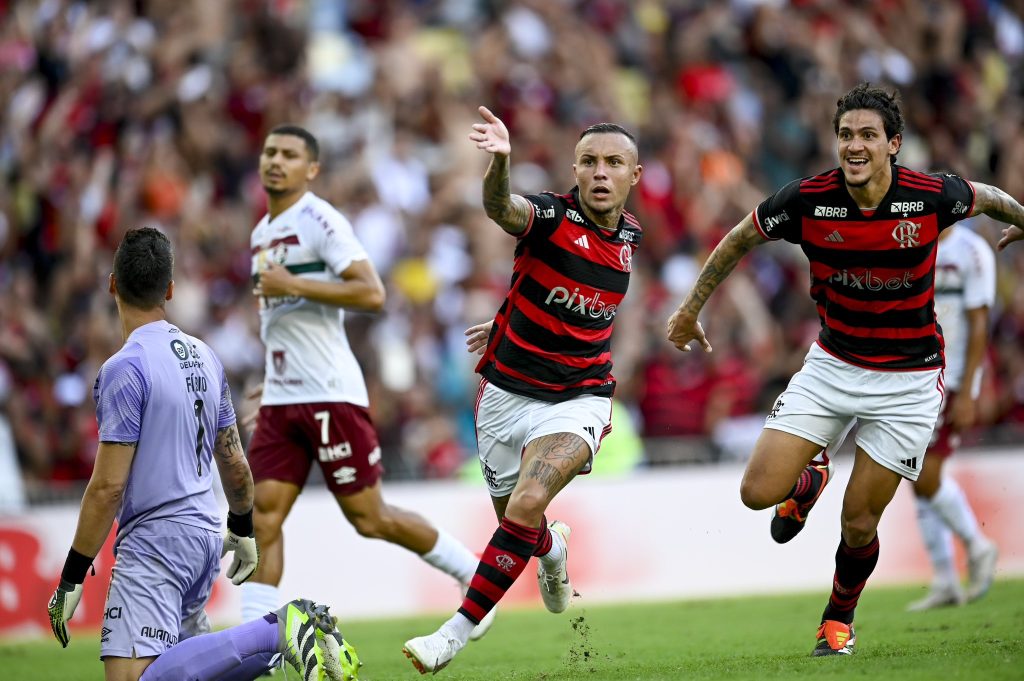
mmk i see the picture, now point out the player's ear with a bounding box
[631,163,643,186]
[306,161,320,182]
[165,280,174,302]
[108,273,116,297]
[888,133,901,157]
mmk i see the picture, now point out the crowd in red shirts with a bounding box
[2,0,1023,498]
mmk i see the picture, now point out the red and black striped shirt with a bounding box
[753,165,975,370]
[477,188,642,401]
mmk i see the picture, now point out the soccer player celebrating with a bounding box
[402,107,643,674]
[243,125,493,643]
[906,223,999,611]
[46,228,357,681]
[666,83,1024,656]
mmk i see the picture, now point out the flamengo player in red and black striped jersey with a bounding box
[403,108,643,674]
[667,83,1024,658]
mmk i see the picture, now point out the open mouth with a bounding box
[845,158,868,170]
[592,186,611,198]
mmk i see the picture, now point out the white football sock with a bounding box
[442,611,476,644]
[931,476,984,552]
[915,496,958,586]
[241,581,282,623]
[538,527,565,571]
[422,528,479,584]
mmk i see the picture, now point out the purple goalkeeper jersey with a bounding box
[93,320,236,543]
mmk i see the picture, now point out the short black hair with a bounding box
[113,227,173,309]
[267,124,319,161]
[579,122,638,148]
[833,83,905,141]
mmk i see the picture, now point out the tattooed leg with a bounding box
[504,432,591,527]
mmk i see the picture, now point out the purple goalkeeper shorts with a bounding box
[100,519,221,660]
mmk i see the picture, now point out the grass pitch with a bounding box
[3,580,1021,680]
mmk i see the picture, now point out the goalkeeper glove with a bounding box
[47,548,92,648]
[223,509,259,585]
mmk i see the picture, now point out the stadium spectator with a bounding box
[242,125,494,649]
[666,83,1024,656]
[906,222,999,612]
[45,227,357,681]
[2,0,1024,494]
[402,107,643,674]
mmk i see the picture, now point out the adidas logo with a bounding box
[900,457,918,470]
[583,426,595,439]
[825,231,844,243]
[573,234,590,250]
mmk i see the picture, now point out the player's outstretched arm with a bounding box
[470,106,533,235]
[970,182,1024,251]
[666,214,765,352]
[48,441,136,647]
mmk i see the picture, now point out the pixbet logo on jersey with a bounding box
[830,269,915,290]
[544,286,617,319]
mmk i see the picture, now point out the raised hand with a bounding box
[469,106,511,157]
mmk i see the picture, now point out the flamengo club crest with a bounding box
[619,244,633,272]
[892,220,921,248]
[495,554,516,572]
[272,350,286,374]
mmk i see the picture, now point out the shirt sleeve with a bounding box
[937,173,976,229]
[962,231,997,310]
[752,179,802,242]
[519,193,564,242]
[95,352,150,444]
[314,208,370,276]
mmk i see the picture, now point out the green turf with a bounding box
[4,580,1022,680]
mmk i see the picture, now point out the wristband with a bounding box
[61,547,94,585]
[227,509,254,537]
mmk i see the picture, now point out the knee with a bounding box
[841,512,880,546]
[348,511,391,540]
[507,486,548,522]
[739,477,776,511]
[253,509,285,544]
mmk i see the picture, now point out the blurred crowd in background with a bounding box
[3,0,1024,506]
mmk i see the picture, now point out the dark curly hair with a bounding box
[833,83,904,160]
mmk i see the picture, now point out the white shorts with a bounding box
[474,380,613,497]
[764,343,944,481]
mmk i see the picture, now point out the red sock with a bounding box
[532,515,552,557]
[822,535,880,624]
[458,518,539,624]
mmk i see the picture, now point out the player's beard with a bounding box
[262,183,289,197]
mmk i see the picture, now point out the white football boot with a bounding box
[403,627,465,675]
[966,538,998,602]
[537,520,572,613]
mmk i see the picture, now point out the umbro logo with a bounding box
[574,234,590,250]
[825,231,844,243]
[900,457,918,470]
[815,206,847,218]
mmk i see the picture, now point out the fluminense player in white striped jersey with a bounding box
[242,126,494,651]
[906,223,998,611]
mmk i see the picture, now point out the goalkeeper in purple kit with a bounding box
[46,227,359,681]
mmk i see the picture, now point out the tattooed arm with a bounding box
[213,423,253,514]
[971,182,1024,251]
[469,106,533,235]
[666,214,767,352]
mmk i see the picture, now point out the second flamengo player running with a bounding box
[242,125,494,645]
